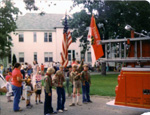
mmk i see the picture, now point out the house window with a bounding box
[19,33,24,42]
[68,50,71,61]
[49,33,52,42]
[44,33,52,42]
[33,32,37,42]
[87,52,92,62]
[68,50,75,61]
[44,52,53,62]
[34,52,37,61]
[19,52,24,63]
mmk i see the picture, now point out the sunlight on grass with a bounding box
[90,74,118,96]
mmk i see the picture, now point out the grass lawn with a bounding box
[90,74,119,96]
[42,74,119,97]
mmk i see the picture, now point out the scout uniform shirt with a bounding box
[53,70,65,87]
[81,71,91,84]
[70,71,81,81]
[44,74,53,94]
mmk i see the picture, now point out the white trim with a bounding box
[122,67,150,71]
[106,100,150,111]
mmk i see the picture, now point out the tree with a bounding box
[69,0,150,57]
[0,0,20,62]
[12,54,17,66]
[68,10,91,59]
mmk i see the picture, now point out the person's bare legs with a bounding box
[70,88,76,106]
[77,88,82,106]
[26,100,30,106]
[35,94,38,104]
[39,94,43,104]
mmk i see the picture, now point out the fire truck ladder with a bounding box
[99,37,150,63]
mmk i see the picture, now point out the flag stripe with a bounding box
[61,14,72,67]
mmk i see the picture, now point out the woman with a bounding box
[32,61,39,86]
[32,60,40,104]
[11,63,26,112]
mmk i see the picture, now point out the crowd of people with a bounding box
[0,59,92,115]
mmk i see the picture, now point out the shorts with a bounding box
[73,80,81,88]
[36,90,41,95]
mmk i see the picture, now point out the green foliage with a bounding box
[90,74,118,96]
[70,0,150,56]
[68,10,91,58]
[23,0,38,11]
[12,54,17,66]
[0,0,20,60]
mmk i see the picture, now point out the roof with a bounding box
[16,13,64,30]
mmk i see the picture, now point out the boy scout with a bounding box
[53,66,67,113]
[81,64,92,103]
[70,64,82,106]
[44,68,57,115]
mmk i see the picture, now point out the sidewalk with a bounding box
[0,88,147,115]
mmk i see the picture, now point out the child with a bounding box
[44,68,57,115]
[66,65,72,97]
[69,64,82,106]
[53,66,67,113]
[35,71,43,104]
[81,64,92,103]
[5,73,13,102]
[25,78,34,109]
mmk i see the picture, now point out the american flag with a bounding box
[61,14,72,67]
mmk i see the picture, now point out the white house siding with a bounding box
[11,30,56,66]
[10,28,89,67]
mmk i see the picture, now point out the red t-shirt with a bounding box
[41,65,44,71]
[11,68,23,87]
[5,75,12,82]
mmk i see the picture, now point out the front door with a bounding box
[68,50,75,65]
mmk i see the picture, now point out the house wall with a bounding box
[10,28,91,67]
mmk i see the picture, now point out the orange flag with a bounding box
[88,15,104,66]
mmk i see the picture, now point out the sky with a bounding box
[12,0,83,15]
[0,0,150,15]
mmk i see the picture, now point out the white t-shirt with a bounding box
[0,74,6,88]
[33,64,38,75]
[6,82,13,96]
[35,81,42,90]
[25,86,32,100]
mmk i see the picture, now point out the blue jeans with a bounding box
[44,88,54,115]
[56,87,66,111]
[12,85,21,111]
[82,81,90,102]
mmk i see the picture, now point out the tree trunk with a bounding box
[101,62,106,75]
